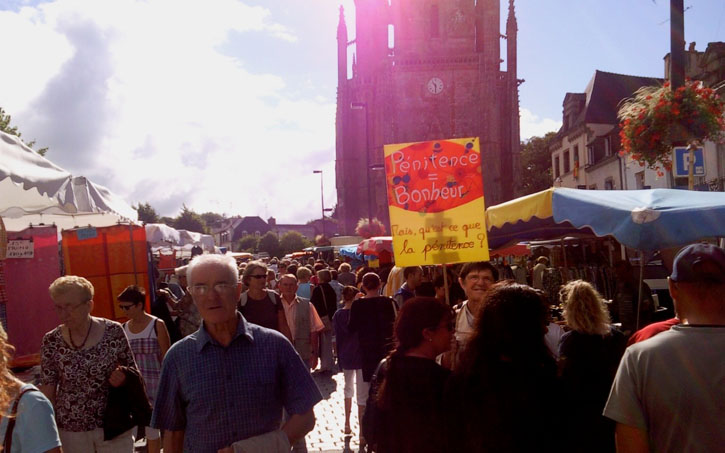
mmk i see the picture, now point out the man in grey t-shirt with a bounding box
[603,243,725,453]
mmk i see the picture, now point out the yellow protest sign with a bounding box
[384,137,490,266]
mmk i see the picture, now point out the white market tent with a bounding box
[146,223,215,252]
[0,131,138,231]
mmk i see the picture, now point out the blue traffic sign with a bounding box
[673,147,705,177]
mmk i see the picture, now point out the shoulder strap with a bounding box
[3,388,38,452]
[267,289,281,305]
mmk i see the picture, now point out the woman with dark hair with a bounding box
[118,285,170,453]
[558,280,626,453]
[363,297,453,453]
[445,283,560,453]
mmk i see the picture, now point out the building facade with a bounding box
[552,42,725,193]
[550,71,663,191]
[335,0,522,234]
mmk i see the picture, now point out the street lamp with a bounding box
[312,170,327,238]
[350,101,372,224]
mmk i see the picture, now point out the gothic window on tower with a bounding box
[430,5,440,38]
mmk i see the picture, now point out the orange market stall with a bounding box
[62,224,150,321]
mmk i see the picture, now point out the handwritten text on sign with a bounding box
[7,240,34,259]
[384,137,489,266]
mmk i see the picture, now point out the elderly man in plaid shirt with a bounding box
[151,254,322,453]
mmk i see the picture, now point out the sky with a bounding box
[0,0,723,223]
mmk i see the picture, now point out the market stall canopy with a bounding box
[486,187,725,251]
[145,223,181,246]
[357,236,393,256]
[490,243,530,257]
[146,223,215,251]
[338,244,363,261]
[0,131,138,231]
[486,188,596,249]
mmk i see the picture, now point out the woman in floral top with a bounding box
[39,276,138,453]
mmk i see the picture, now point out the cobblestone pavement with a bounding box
[304,369,363,453]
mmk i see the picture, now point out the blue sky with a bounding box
[0,0,723,223]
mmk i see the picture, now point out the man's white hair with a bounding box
[187,254,238,284]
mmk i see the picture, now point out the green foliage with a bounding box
[279,231,312,256]
[258,232,281,258]
[0,107,48,156]
[618,81,725,173]
[518,132,557,196]
[200,212,224,228]
[159,216,175,227]
[237,235,260,253]
[174,205,207,233]
[135,202,159,224]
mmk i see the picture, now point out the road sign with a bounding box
[672,147,705,177]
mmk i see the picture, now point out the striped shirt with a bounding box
[151,314,322,453]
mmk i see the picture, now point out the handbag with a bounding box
[3,387,38,452]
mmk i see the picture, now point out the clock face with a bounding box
[427,77,444,95]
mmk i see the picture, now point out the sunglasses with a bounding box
[249,274,267,279]
[119,303,137,310]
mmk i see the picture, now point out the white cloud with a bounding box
[520,107,561,141]
[1,0,335,224]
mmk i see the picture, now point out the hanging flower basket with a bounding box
[618,80,725,176]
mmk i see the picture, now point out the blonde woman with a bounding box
[558,280,626,453]
[0,324,62,452]
[39,276,138,453]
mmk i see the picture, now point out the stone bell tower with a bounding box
[335,0,521,234]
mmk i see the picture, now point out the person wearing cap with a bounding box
[603,243,725,453]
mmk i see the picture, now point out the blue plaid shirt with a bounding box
[151,314,322,453]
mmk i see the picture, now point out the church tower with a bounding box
[335,0,521,235]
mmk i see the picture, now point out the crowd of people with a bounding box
[0,243,723,453]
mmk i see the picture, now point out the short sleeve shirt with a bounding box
[603,326,725,453]
[0,384,61,453]
[151,315,322,453]
[39,319,137,431]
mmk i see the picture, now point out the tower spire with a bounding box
[506,0,517,32]
[337,6,348,84]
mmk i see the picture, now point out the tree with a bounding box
[0,107,48,156]
[237,235,259,253]
[135,202,159,224]
[258,232,281,258]
[159,216,175,227]
[517,132,557,196]
[279,231,311,256]
[174,205,207,233]
[201,212,224,229]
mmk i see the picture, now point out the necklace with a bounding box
[70,319,93,350]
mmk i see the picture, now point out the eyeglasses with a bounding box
[189,283,237,296]
[118,303,137,311]
[248,274,267,280]
[53,301,88,314]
